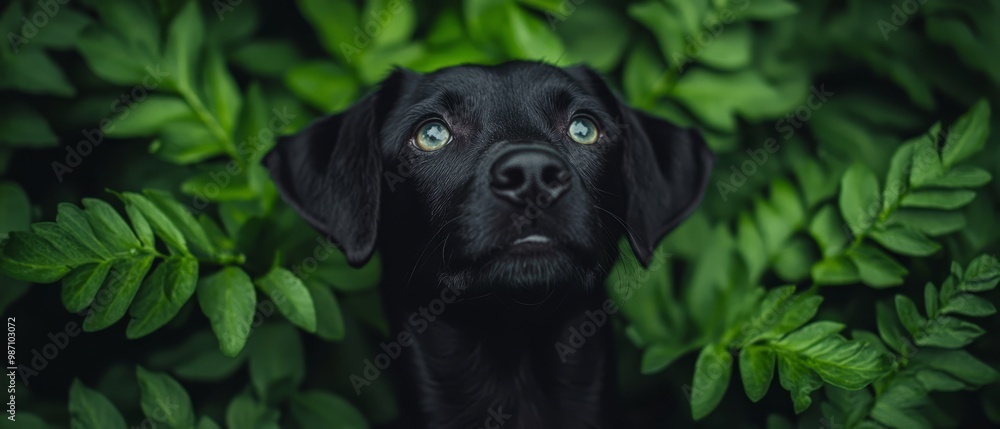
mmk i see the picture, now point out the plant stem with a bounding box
[177,84,240,162]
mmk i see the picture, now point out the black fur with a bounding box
[265,61,713,428]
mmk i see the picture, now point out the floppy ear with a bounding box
[263,71,410,267]
[566,66,714,267]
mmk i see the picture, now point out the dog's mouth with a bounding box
[512,234,551,246]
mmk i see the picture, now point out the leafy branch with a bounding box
[613,99,995,421]
[811,100,992,287]
[60,362,369,429]
[686,285,889,419]
[818,255,999,429]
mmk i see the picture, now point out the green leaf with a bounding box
[736,212,766,281]
[83,255,155,331]
[555,3,630,71]
[106,96,195,138]
[914,316,985,348]
[144,190,215,256]
[285,61,358,113]
[808,205,849,258]
[623,44,664,105]
[363,0,417,48]
[291,391,370,429]
[924,166,992,188]
[941,99,990,168]
[698,23,752,70]
[150,120,227,165]
[235,83,279,164]
[62,262,113,313]
[848,245,907,288]
[909,134,944,187]
[740,346,776,402]
[775,321,845,350]
[0,49,75,96]
[57,203,112,259]
[869,225,940,257]
[811,255,860,285]
[826,385,874,428]
[197,267,256,357]
[640,343,689,375]
[69,379,126,429]
[82,198,140,252]
[75,27,149,85]
[164,0,205,89]
[900,190,976,210]
[295,0,360,59]
[915,370,966,392]
[30,222,102,266]
[871,399,930,429]
[911,349,999,386]
[689,344,733,420]
[127,256,198,339]
[225,393,279,429]
[255,267,317,333]
[894,295,925,335]
[783,335,888,390]
[198,417,222,429]
[248,323,305,402]
[776,354,823,413]
[136,366,196,429]
[924,282,939,317]
[92,0,159,58]
[747,290,824,343]
[124,204,155,248]
[313,253,382,292]
[882,142,914,211]
[22,8,90,49]
[0,108,58,147]
[231,40,301,77]
[148,330,246,382]
[962,255,1000,291]
[203,48,242,133]
[888,209,965,236]
[120,192,187,253]
[773,237,816,282]
[839,163,881,236]
[938,294,996,317]
[877,302,911,356]
[503,2,564,60]
[743,0,800,19]
[307,283,345,341]
[0,231,73,283]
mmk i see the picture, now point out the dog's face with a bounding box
[265,62,712,304]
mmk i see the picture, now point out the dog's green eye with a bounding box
[568,117,599,144]
[415,121,451,151]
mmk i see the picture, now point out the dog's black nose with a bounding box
[490,147,571,205]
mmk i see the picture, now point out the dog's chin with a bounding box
[437,240,599,307]
[478,244,580,288]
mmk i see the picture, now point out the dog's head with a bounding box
[265,62,712,303]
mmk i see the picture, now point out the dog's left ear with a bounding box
[565,66,714,267]
[264,70,412,267]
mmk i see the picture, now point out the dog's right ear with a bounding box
[264,70,412,267]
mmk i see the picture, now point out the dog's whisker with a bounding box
[402,216,460,296]
[592,205,641,248]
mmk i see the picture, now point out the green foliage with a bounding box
[1,0,998,427]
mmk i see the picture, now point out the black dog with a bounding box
[265,62,712,428]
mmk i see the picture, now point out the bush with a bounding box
[1,0,998,428]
